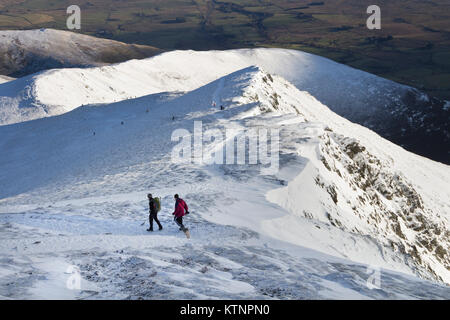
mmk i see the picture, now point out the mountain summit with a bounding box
[0,28,161,78]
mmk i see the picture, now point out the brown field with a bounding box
[0,0,449,100]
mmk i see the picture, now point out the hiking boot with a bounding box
[147,228,153,232]
[159,226,163,231]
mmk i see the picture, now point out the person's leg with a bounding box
[179,216,187,230]
[148,214,154,231]
[174,216,185,231]
[174,216,180,228]
[179,216,185,231]
[154,213,163,230]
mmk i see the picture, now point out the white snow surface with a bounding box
[0,76,14,84]
[0,48,407,126]
[0,66,449,299]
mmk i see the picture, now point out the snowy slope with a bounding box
[0,66,449,299]
[0,48,448,163]
[0,75,14,84]
[0,48,412,123]
[0,29,161,78]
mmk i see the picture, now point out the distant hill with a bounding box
[0,29,162,77]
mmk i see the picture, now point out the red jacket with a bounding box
[173,198,188,217]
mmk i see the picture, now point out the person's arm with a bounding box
[184,201,189,213]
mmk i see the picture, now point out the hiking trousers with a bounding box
[174,216,186,231]
[149,212,162,231]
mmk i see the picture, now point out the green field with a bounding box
[1,0,450,100]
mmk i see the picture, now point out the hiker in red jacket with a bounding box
[172,194,189,232]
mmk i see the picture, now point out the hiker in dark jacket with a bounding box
[147,193,162,232]
[172,194,189,232]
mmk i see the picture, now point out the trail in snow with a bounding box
[1,204,449,300]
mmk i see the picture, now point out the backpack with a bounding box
[154,197,161,213]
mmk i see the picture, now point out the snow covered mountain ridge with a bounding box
[0,65,449,298]
[0,47,448,164]
[0,29,161,78]
[213,68,450,283]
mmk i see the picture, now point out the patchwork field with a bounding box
[0,0,449,100]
